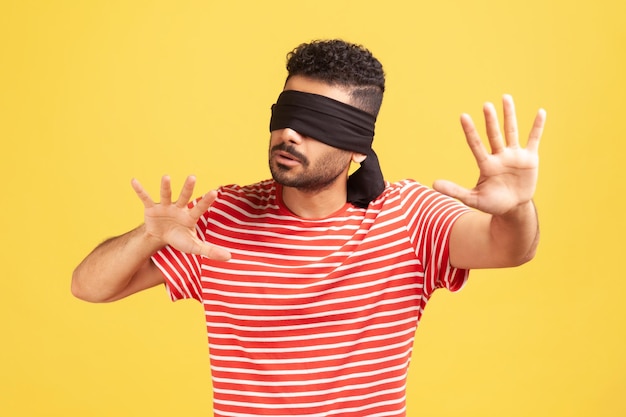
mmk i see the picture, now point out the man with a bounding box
[72,39,546,416]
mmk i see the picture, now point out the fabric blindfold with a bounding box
[270,90,375,154]
[269,90,385,208]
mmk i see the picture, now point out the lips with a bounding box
[277,150,301,163]
[274,151,302,168]
[271,143,308,167]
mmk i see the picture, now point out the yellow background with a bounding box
[1,0,624,416]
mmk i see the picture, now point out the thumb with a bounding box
[433,179,472,203]
[197,241,232,262]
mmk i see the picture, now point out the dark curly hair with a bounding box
[285,39,385,117]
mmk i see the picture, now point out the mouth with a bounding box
[277,150,300,162]
[270,142,309,168]
[273,149,304,167]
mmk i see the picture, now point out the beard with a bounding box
[269,142,352,193]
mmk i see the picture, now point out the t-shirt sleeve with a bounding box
[150,199,208,303]
[400,181,471,296]
[151,245,203,302]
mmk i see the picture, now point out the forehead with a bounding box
[284,75,352,106]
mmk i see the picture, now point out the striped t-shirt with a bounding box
[152,179,470,417]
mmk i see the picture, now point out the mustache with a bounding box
[271,143,309,165]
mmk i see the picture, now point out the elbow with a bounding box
[508,240,539,267]
[71,269,107,303]
[512,247,536,267]
[70,269,84,299]
[70,270,92,302]
[518,230,540,266]
[524,244,538,263]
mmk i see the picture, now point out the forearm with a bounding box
[450,200,540,269]
[71,224,164,302]
[489,200,540,266]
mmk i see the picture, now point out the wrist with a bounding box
[494,199,539,259]
[498,200,536,222]
[136,224,167,253]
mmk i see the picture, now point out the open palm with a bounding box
[434,95,546,215]
[131,175,231,261]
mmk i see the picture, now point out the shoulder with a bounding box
[372,179,436,207]
[216,180,278,205]
[370,179,469,220]
[210,180,281,219]
[383,179,427,194]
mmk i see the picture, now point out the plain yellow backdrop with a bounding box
[1,0,624,416]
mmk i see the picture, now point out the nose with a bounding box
[279,128,304,145]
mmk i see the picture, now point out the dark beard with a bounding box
[269,143,351,193]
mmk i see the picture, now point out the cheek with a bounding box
[269,132,278,147]
[314,147,352,168]
[268,132,285,155]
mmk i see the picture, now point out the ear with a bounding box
[352,153,367,164]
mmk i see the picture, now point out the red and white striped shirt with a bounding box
[152,179,470,417]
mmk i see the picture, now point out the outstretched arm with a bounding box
[71,175,231,302]
[433,95,546,269]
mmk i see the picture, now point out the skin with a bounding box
[269,76,367,218]
[436,97,546,268]
[71,75,546,302]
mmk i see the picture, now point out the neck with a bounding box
[281,181,348,219]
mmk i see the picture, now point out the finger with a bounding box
[526,108,547,153]
[189,190,218,219]
[160,175,172,206]
[433,179,476,207]
[193,240,231,261]
[483,102,505,154]
[460,113,489,164]
[502,94,519,148]
[131,178,155,208]
[176,175,197,208]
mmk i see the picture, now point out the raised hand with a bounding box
[433,95,546,215]
[131,175,231,261]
